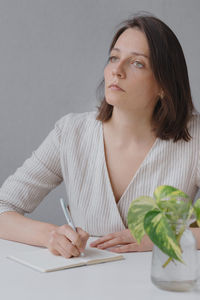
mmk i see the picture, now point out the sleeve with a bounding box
[197,151,200,189]
[0,115,66,215]
[196,117,200,189]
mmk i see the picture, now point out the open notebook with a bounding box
[7,246,124,272]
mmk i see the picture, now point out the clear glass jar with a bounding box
[151,220,199,292]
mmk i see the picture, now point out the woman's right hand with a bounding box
[46,225,89,258]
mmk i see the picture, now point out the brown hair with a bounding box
[96,13,195,142]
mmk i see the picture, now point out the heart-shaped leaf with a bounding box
[154,185,191,221]
[154,185,189,203]
[128,196,156,243]
[144,209,183,263]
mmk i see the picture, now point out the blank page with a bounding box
[7,248,85,272]
[7,246,124,272]
[82,248,124,264]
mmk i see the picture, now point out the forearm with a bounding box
[190,227,200,249]
[0,211,58,247]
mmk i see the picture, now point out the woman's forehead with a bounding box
[113,28,150,57]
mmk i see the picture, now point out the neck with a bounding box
[105,107,156,146]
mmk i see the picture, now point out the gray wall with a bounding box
[0,0,200,225]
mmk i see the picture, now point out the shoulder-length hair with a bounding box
[96,13,195,142]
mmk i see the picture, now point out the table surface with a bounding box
[0,238,200,300]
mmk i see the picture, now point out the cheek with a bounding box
[147,73,160,91]
[147,78,160,96]
[104,65,111,81]
[135,73,159,94]
[103,69,107,82]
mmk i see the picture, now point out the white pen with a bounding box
[59,198,84,256]
[60,198,76,231]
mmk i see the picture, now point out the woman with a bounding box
[0,13,199,258]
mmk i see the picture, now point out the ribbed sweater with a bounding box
[0,111,200,236]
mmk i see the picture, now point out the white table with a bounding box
[0,238,200,300]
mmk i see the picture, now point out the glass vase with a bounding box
[151,220,199,292]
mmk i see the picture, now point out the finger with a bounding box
[57,225,82,249]
[56,243,74,259]
[90,233,116,247]
[76,228,90,251]
[107,243,140,253]
[90,231,133,249]
[90,229,134,247]
[58,235,80,257]
[49,243,72,259]
[48,230,80,258]
[96,237,123,250]
[48,248,60,256]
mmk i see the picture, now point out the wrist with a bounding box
[41,223,58,248]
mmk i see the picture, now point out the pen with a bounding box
[59,198,84,256]
[60,198,76,231]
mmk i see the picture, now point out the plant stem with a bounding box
[162,256,172,268]
[162,224,186,268]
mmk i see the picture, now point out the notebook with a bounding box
[7,246,124,272]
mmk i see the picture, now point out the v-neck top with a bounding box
[101,121,159,205]
[0,111,200,236]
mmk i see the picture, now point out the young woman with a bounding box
[0,13,199,258]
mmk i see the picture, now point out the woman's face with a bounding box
[104,27,161,113]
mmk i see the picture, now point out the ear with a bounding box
[159,90,164,99]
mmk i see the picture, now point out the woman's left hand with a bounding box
[90,229,153,253]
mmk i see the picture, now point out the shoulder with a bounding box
[55,110,101,135]
[188,110,200,139]
[61,110,99,126]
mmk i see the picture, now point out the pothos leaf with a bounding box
[127,196,156,244]
[144,209,183,263]
[154,185,190,202]
[154,185,191,221]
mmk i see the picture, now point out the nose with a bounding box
[112,62,126,78]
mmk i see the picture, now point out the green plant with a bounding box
[127,185,200,267]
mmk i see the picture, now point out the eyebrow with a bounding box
[111,47,149,59]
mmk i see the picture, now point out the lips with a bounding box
[108,84,125,91]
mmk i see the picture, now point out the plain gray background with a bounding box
[0,0,200,225]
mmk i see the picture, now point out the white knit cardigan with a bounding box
[0,111,200,236]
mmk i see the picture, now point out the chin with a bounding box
[105,95,123,106]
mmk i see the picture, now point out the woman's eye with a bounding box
[108,56,118,63]
[132,61,144,69]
